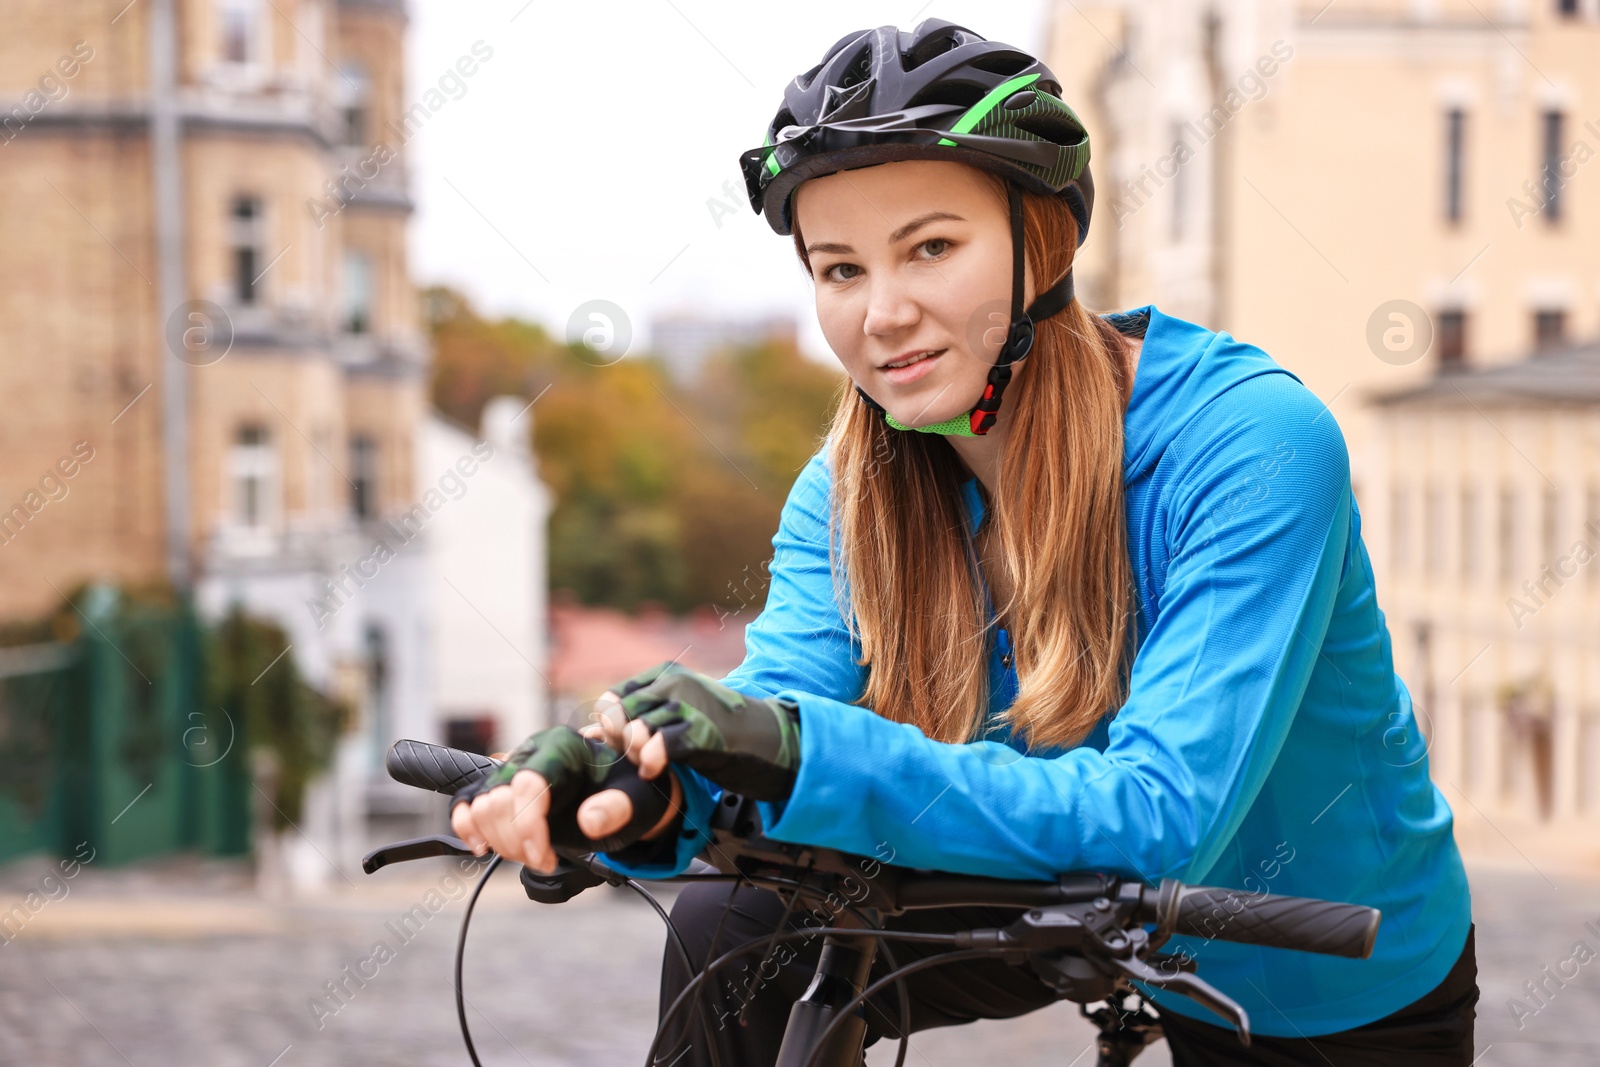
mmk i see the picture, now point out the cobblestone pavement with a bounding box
[0,856,1595,1066]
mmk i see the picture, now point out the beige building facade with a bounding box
[0,0,423,612]
[1048,0,1600,486]
[0,1,554,880]
[1371,345,1600,865]
[1046,0,1600,862]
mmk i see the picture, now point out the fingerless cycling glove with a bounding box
[612,662,802,801]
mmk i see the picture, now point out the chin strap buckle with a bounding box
[966,315,1035,435]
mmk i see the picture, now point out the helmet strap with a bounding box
[865,179,1076,437]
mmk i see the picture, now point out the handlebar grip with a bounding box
[1168,886,1380,959]
[386,739,502,796]
[385,738,674,855]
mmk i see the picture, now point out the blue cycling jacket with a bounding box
[606,304,1472,1037]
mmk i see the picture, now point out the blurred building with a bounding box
[422,397,552,760]
[0,0,548,880]
[1047,0,1600,488]
[1047,0,1600,859]
[1371,336,1600,861]
[649,312,799,385]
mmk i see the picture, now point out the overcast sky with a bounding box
[404,1,1051,362]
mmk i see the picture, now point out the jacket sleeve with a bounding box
[761,379,1355,884]
[601,449,859,878]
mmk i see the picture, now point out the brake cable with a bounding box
[736,877,914,1067]
[450,854,725,1067]
[619,877,724,1067]
[450,851,913,1067]
[645,925,953,1067]
[797,948,1018,1067]
[680,878,913,1067]
[454,855,502,1067]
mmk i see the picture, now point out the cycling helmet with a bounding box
[740,18,1094,436]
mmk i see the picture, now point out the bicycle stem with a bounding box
[775,933,878,1067]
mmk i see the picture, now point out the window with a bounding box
[337,63,370,146]
[218,0,262,65]
[1588,485,1600,583]
[1392,483,1411,573]
[1543,487,1562,564]
[1425,484,1443,576]
[230,424,276,528]
[1444,108,1466,223]
[1437,308,1467,371]
[365,623,390,767]
[342,250,372,334]
[1534,308,1567,352]
[1169,120,1187,242]
[1541,109,1566,223]
[1499,485,1517,580]
[350,435,378,520]
[231,195,264,305]
[1460,485,1478,580]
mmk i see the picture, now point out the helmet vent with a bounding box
[904,31,961,71]
[966,50,1033,77]
[836,43,873,90]
[906,80,989,111]
[1014,112,1088,148]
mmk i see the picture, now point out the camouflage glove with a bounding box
[450,725,670,853]
[611,662,801,801]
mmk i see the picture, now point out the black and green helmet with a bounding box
[739,20,1095,437]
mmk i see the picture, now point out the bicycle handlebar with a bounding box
[374,739,1380,961]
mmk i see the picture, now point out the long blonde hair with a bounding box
[792,166,1139,751]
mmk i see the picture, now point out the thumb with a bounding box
[576,788,634,841]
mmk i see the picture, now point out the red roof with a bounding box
[547,600,751,706]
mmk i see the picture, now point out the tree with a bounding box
[425,287,844,612]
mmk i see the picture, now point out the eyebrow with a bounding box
[804,211,966,256]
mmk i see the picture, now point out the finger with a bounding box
[509,770,555,874]
[579,723,605,740]
[593,691,628,750]
[472,784,519,862]
[640,731,670,780]
[599,712,628,753]
[451,801,484,854]
[621,720,653,765]
[576,788,634,841]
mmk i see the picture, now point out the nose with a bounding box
[861,275,922,340]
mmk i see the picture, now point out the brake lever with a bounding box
[1106,952,1252,1046]
[362,834,482,874]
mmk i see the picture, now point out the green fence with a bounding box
[0,590,252,866]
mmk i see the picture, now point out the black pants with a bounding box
[656,881,1479,1066]
[1158,925,1479,1066]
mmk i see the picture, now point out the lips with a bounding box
[879,348,945,385]
[882,349,943,370]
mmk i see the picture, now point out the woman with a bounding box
[452,19,1477,1066]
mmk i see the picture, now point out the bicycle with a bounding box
[363,739,1381,1067]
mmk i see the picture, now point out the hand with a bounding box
[450,726,683,873]
[589,662,801,801]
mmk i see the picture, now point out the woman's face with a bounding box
[794,159,1033,429]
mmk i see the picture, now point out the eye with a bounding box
[822,262,862,283]
[919,237,951,258]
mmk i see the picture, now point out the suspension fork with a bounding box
[773,930,880,1067]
